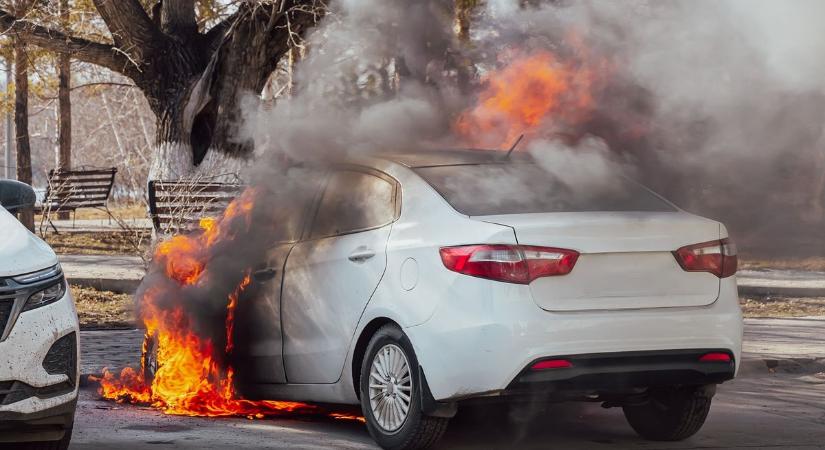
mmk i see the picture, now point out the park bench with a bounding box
[147,178,244,235]
[36,167,118,233]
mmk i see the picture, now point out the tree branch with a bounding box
[0,9,134,76]
[161,0,197,37]
[204,9,241,53]
[91,0,162,62]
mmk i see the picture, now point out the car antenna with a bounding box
[502,134,525,161]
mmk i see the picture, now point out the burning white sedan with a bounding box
[123,149,742,449]
[213,149,741,449]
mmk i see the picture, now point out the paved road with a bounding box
[69,318,825,449]
[738,269,825,297]
[70,369,825,449]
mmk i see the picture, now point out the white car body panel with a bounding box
[0,205,79,424]
[0,209,58,277]
[0,291,79,414]
[282,225,392,384]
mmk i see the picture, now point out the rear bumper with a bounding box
[507,349,735,393]
[405,277,742,401]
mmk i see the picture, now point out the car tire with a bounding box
[11,425,73,450]
[622,385,714,441]
[142,331,159,384]
[359,324,449,450]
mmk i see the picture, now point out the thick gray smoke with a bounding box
[240,0,825,258]
[485,0,825,257]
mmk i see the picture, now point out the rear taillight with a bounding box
[699,352,733,363]
[531,359,573,370]
[673,238,737,278]
[439,244,579,284]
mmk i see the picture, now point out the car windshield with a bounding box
[414,163,677,216]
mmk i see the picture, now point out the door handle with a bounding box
[253,267,278,282]
[348,248,376,263]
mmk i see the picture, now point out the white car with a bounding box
[170,150,742,449]
[0,180,79,450]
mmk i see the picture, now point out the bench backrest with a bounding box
[148,180,244,234]
[43,168,117,212]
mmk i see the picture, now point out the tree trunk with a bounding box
[56,0,71,219]
[14,39,33,231]
[1,1,323,183]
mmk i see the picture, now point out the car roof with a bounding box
[377,149,534,168]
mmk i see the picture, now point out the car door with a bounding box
[281,167,399,384]
[231,167,325,385]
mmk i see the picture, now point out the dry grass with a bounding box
[740,297,825,318]
[739,257,825,272]
[44,231,150,256]
[71,285,136,329]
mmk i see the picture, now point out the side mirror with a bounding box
[0,180,36,213]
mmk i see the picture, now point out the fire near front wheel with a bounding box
[142,332,160,384]
[359,324,449,450]
[622,384,715,441]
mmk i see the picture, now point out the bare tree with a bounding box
[55,0,70,219]
[0,0,324,182]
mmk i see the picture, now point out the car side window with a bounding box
[310,170,395,239]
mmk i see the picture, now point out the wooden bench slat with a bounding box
[148,179,243,234]
[40,168,117,232]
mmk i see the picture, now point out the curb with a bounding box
[739,284,825,298]
[68,277,141,295]
[738,356,825,376]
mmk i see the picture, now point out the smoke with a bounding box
[194,0,825,349]
[477,0,825,257]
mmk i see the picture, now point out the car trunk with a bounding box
[475,212,722,311]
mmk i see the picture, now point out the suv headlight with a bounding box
[23,279,67,312]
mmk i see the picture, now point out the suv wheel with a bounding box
[622,385,715,441]
[359,324,449,450]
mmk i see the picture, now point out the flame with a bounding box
[95,188,364,423]
[455,46,608,149]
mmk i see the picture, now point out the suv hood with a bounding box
[0,208,58,277]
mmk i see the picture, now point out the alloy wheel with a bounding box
[368,343,413,432]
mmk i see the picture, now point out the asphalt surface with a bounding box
[69,317,825,450]
[69,368,825,449]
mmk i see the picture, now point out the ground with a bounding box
[72,285,135,329]
[69,368,825,449]
[740,296,825,318]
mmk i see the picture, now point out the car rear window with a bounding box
[414,163,676,216]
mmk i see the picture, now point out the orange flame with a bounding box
[95,188,364,423]
[455,47,608,149]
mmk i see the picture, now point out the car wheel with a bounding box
[622,385,715,441]
[142,331,160,384]
[359,324,449,450]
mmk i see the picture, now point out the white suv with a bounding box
[0,180,79,450]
